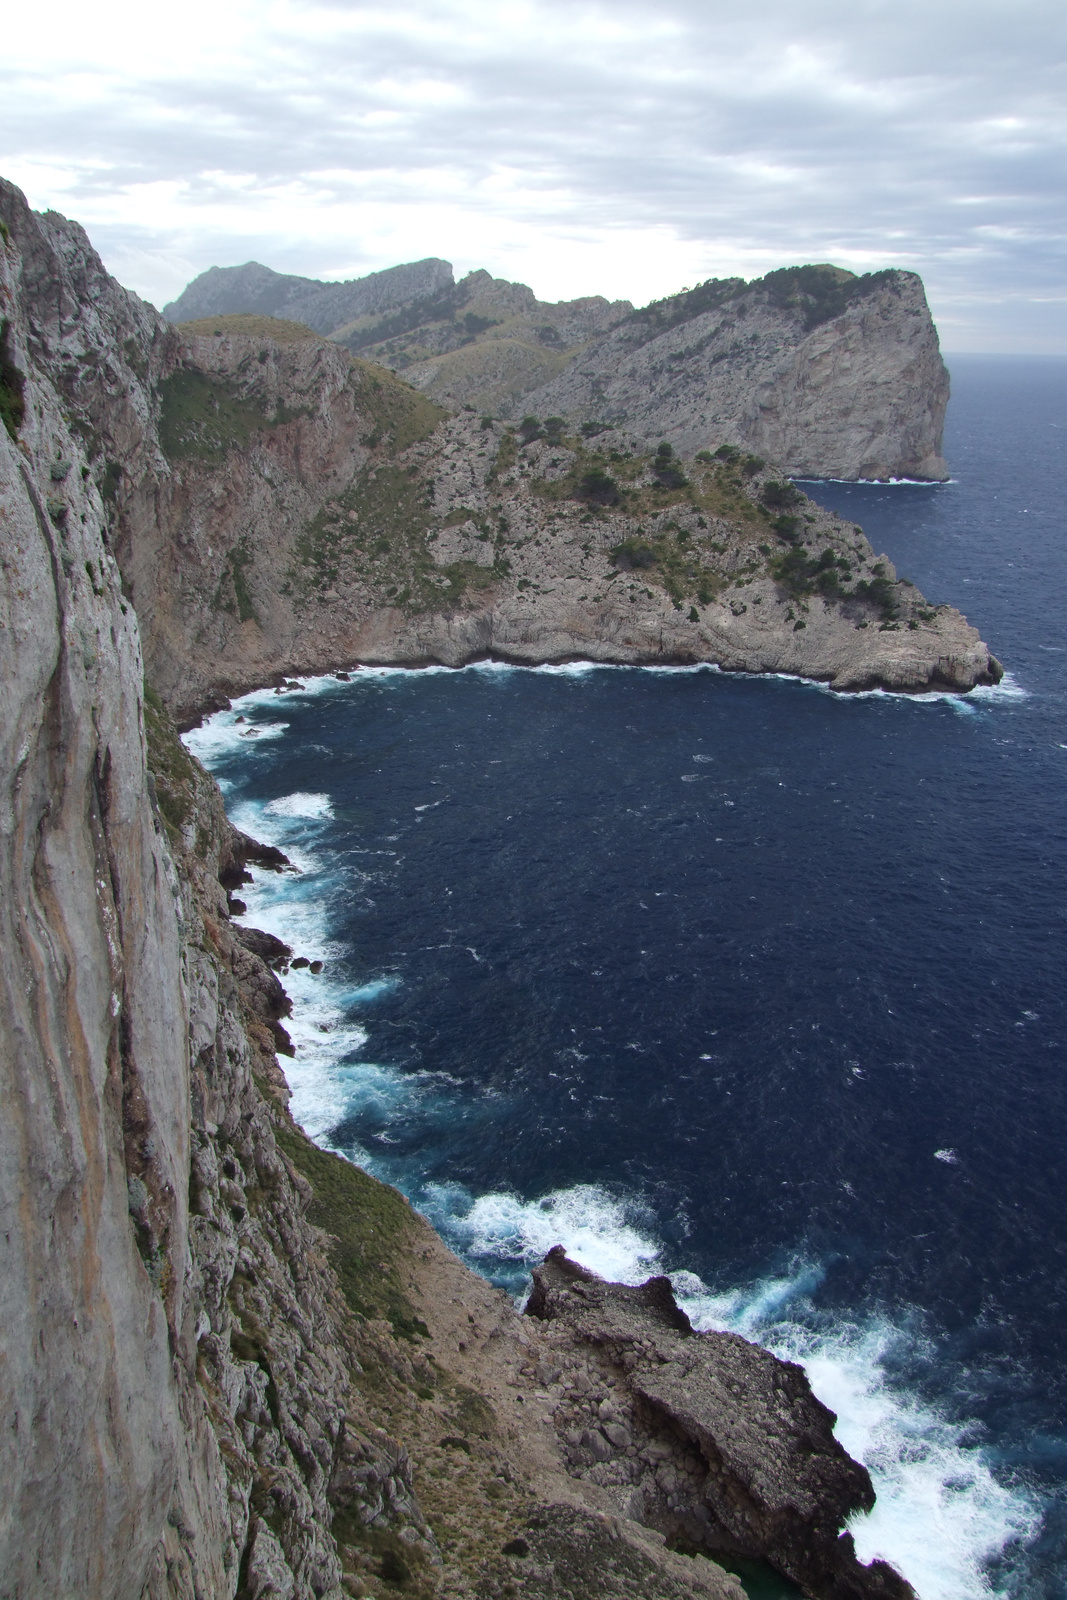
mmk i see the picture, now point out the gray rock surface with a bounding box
[526,1249,914,1600]
[163,256,454,333]
[519,269,950,479]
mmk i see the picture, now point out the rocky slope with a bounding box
[164,258,455,337]
[165,257,950,480]
[118,327,996,725]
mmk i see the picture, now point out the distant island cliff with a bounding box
[0,172,979,1599]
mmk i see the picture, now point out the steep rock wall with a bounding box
[520,271,950,480]
[0,182,441,1600]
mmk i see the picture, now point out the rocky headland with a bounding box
[0,174,980,1597]
[2,175,997,722]
[165,257,951,482]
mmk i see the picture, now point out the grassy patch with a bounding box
[158,368,276,462]
[273,1120,429,1341]
[0,318,26,441]
[143,683,198,838]
[349,360,446,454]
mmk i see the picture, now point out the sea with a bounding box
[184,355,1067,1600]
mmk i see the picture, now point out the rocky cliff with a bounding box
[119,327,995,724]
[0,182,994,721]
[165,257,950,481]
[0,175,953,1599]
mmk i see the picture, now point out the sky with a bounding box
[4,0,1065,351]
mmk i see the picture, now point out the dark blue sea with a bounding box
[185,355,1067,1600]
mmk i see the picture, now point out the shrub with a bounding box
[652,442,688,489]
[0,319,26,441]
[519,415,543,444]
[576,467,621,507]
[543,416,566,444]
[611,538,656,570]
[714,444,741,462]
[761,480,802,510]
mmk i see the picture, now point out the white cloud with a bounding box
[3,0,1066,348]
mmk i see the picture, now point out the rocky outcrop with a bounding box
[520,269,950,480]
[525,1250,913,1600]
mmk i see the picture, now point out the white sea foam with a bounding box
[264,791,334,819]
[676,1268,1040,1600]
[423,1181,663,1286]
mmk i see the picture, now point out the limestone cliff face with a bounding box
[0,194,189,1599]
[166,253,949,481]
[519,270,950,480]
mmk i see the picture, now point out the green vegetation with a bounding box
[349,360,445,453]
[761,264,898,331]
[625,263,899,341]
[577,466,621,506]
[213,538,258,624]
[158,369,276,462]
[611,537,657,570]
[652,442,687,490]
[272,1120,429,1341]
[760,480,802,511]
[769,545,898,618]
[143,682,197,839]
[0,318,26,441]
[100,458,123,504]
[487,429,518,483]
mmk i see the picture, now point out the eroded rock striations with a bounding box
[0,174,932,1597]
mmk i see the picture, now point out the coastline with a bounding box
[184,667,1037,1600]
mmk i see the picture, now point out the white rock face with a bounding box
[430,520,495,566]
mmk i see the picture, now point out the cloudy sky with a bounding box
[4,0,1065,349]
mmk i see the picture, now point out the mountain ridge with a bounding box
[164,254,950,479]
